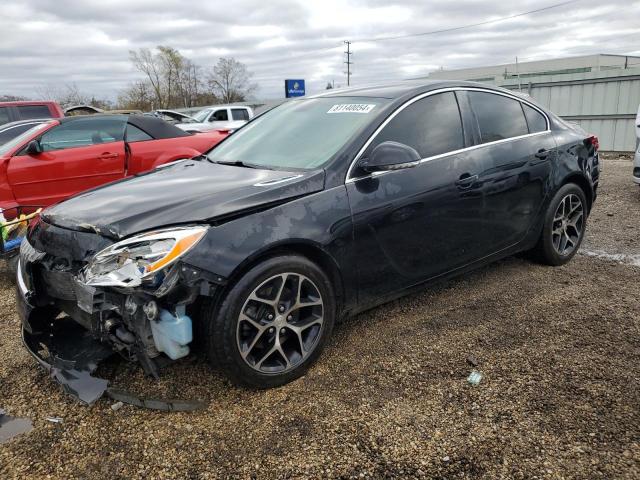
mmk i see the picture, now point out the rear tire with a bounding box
[533,183,587,266]
[205,255,335,389]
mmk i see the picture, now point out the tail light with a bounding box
[586,134,599,151]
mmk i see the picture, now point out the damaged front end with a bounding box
[17,219,223,405]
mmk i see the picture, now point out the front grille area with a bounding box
[40,269,78,301]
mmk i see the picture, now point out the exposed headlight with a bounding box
[80,226,207,287]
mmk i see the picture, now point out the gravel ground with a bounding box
[1,156,639,479]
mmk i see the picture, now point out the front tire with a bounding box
[205,255,335,388]
[533,183,587,266]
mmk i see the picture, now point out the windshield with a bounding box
[207,97,389,170]
[0,122,51,156]
[192,109,211,122]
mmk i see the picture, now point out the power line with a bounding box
[354,0,585,43]
[246,0,585,69]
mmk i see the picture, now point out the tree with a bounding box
[129,46,210,109]
[33,83,111,109]
[207,58,256,104]
[0,94,28,102]
[117,80,155,111]
[325,82,333,90]
[130,48,165,107]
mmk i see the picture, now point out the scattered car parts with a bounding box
[0,408,33,444]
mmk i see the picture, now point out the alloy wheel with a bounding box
[236,273,324,374]
[552,193,584,256]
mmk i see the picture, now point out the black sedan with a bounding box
[17,81,599,400]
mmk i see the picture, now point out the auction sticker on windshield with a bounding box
[327,104,376,114]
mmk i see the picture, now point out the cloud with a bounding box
[1,0,639,102]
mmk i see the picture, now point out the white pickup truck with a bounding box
[176,105,253,134]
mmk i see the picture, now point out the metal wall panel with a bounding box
[503,71,640,151]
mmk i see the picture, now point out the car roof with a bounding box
[58,114,190,139]
[307,79,512,100]
[0,100,59,107]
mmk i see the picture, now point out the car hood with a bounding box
[42,160,325,239]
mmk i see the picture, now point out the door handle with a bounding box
[98,152,119,159]
[534,148,549,160]
[455,173,478,188]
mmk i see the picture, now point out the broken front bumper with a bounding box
[17,263,113,404]
[16,231,220,406]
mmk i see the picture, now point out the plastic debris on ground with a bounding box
[466,355,480,367]
[467,370,483,386]
[0,408,33,444]
[106,388,207,412]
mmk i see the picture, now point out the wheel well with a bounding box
[563,173,593,213]
[219,243,345,312]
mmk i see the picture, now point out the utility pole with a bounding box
[515,56,522,92]
[344,40,352,86]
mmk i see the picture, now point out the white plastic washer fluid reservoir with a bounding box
[150,307,193,360]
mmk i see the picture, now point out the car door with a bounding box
[347,91,496,305]
[207,108,230,125]
[463,90,555,252]
[231,108,250,122]
[7,117,126,206]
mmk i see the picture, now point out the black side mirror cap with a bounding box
[359,141,421,173]
[26,140,43,155]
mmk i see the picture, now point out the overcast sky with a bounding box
[1,0,639,102]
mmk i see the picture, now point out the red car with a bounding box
[0,114,227,209]
[0,100,64,126]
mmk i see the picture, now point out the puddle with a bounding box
[0,410,33,444]
[580,249,640,267]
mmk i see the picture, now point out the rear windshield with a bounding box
[207,97,389,170]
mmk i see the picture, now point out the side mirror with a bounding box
[26,140,43,155]
[359,141,421,173]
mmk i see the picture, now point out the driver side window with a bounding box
[366,92,464,159]
[39,118,126,152]
[209,109,229,122]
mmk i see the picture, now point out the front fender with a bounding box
[182,186,358,311]
[150,149,201,169]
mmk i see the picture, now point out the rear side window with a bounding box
[39,118,125,152]
[0,124,36,144]
[523,104,547,133]
[126,124,153,142]
[231,108,250,121]
[17,105,51,120]
[0,107,10,125]
[469,92,529,143]
[368,92,464,159]
[210,109,229,121]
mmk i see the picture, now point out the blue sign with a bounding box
[285,79,305,98]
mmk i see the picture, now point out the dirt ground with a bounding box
[1,156,639,479]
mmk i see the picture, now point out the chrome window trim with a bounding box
[345,86,551,183]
